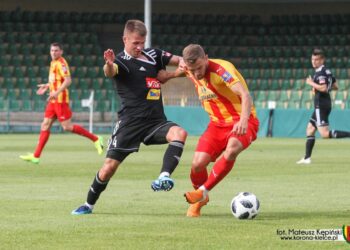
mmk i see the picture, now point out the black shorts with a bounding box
[310,107,331,128]
[106,117,178,161]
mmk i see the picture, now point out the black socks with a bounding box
[87,172,109,206]
[161,140,184,175]
[305,136,315,159]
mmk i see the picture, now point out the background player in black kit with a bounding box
[297,49,350,164]
[72,20,187,214]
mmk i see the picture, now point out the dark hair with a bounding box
[124,19,147,37]
[312,48,325,58]
[50,42,63,50]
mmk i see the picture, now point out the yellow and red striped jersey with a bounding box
[186,59,256,126]
[48,57,70,103]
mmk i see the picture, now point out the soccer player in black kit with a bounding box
[72,20,187,214]
[297,49,350,164]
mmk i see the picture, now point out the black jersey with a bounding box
[112,48,173,119]
[312,65,336,109]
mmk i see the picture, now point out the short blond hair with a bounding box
[182,44,206,64]
[124,19,147,37]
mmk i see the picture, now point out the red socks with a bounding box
[72,125,98,142]
[190,168,208,189]
[33,125,97,158]
[34,130,50,158]
[204,156,235,191]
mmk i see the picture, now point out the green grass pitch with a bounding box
[0,134,349,249]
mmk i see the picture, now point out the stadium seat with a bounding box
[21,100,32,111]
[78,78,92,89]
[14,67,25,78]
[70,89,80,100]
[86,67,99,78]
[279,90,289,102]
[270,79,281,90]
[33,99,46,112]
[16,78,28,89]
[266,91,280,102]
[26,66,38,78]
[2,66,14,78]
[292,79,305,90]
[74,67,87,78]
[9,99,21,111]
[259,79,269,90]
[337,79,350,91]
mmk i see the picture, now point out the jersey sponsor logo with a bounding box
[146,77,161,89]
[139,66,146,71]
[198,86,217,101]
[146,89,161,100]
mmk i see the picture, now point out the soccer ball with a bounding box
[231,192,260,219]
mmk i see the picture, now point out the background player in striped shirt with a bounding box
[160,44,259,217]
[20,42,103,164]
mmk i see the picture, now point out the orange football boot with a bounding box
[184,188,206,204]
[186,196,209,217]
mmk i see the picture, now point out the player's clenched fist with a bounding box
[104,49,115,65]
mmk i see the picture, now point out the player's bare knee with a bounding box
[61,124,73,132]
[224,145,241,160]
[191,159,206,172]
[170,127,187,142]
[177,128,187,141]
[100,160,119,180]
[320,131,329,139]
[41,122,50,131]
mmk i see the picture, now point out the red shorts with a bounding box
[196,117,259,161]
[44,102,72,122]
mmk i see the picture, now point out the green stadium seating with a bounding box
[293,79,305,90]
[266,91,280,101]
[279,90,289,102]
[21,100,32,111]
[16,78,27,88]
[337,79,350,91]
[33,99,46,112]
[270,79,280,90]
[9,99,20,111]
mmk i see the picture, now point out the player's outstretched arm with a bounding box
[36,83,50,95]
[157,57,187,83]
[157,68,185,84]
[103,49,117,78]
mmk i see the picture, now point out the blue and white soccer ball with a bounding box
[231,192,260,219]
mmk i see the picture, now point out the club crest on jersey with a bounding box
[146,77,161,89]
[147,89,161,100]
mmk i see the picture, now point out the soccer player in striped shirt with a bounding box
[20,43,103,164]
[162,44,259,217]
